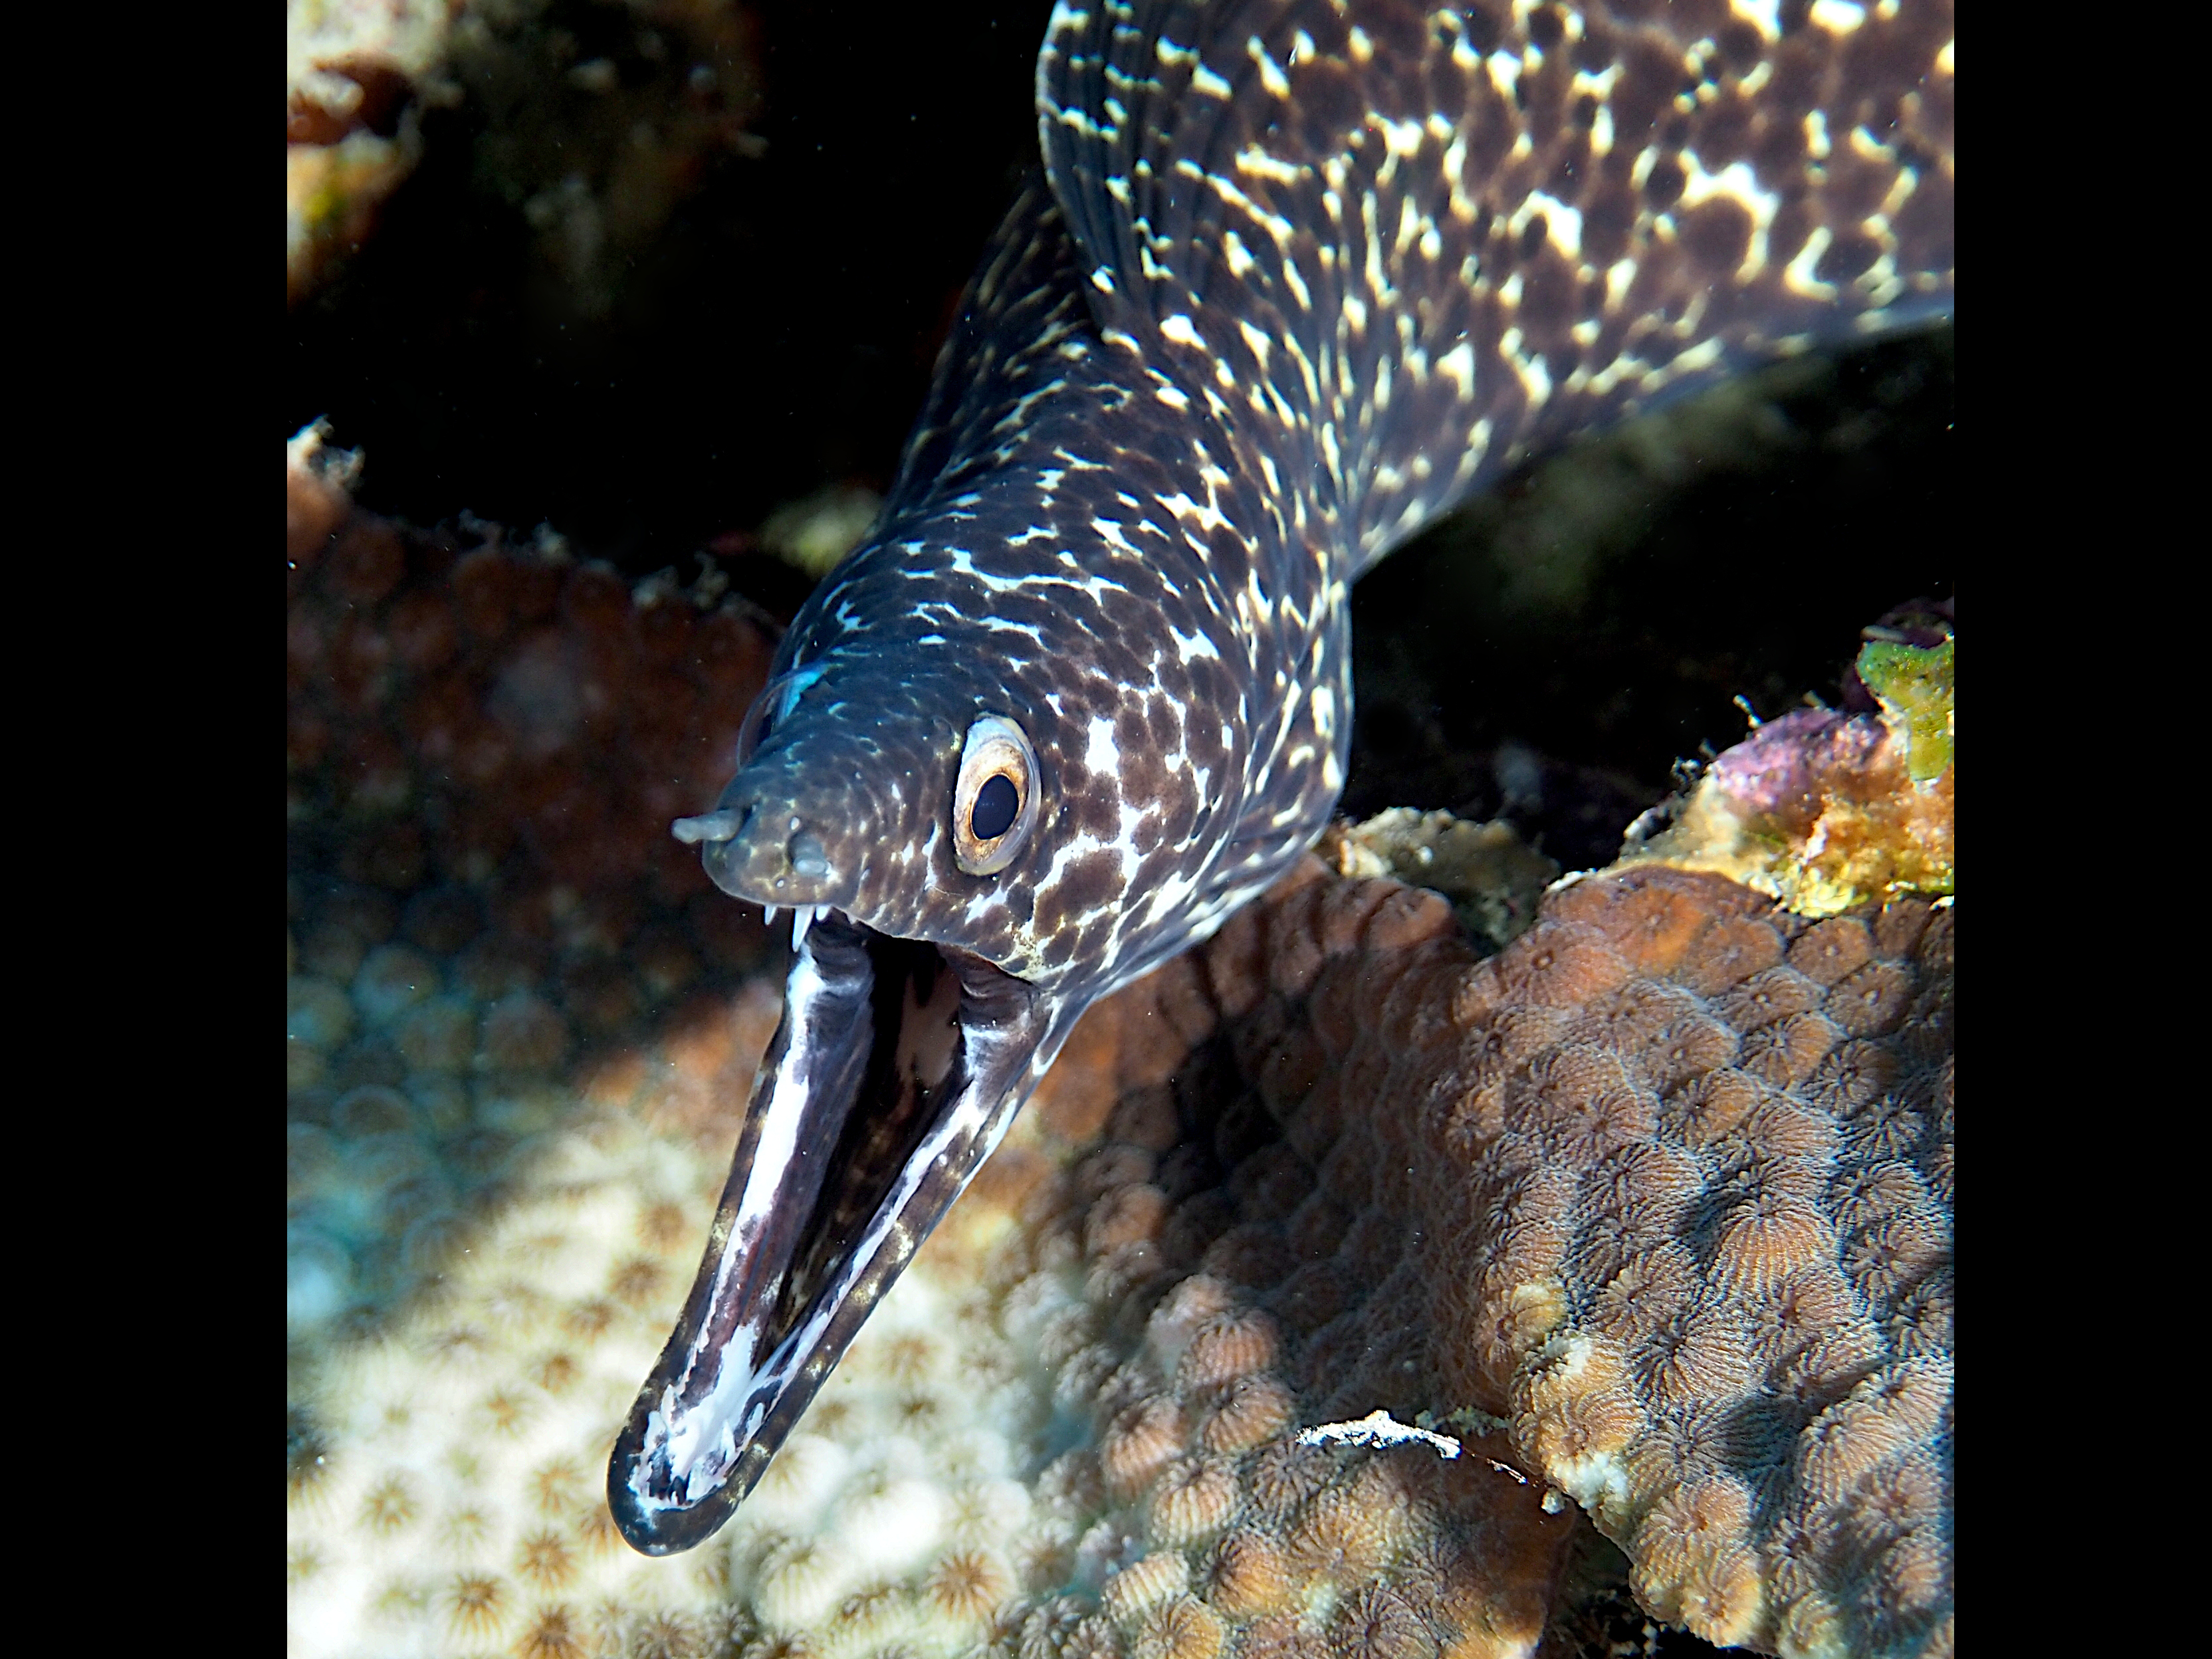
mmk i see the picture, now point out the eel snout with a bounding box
[674,784,859,912]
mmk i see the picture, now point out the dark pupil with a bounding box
[971,774,1019,841]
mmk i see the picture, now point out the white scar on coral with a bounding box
[1299,1408,1555,1498]
[1297,1408,1464,1460]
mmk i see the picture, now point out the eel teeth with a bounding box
[764,905,781,927]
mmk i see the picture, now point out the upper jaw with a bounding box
[607,905,1057,1555]
[674,810,856,917]
[673,757,877,913]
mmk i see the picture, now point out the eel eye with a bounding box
[953,715,1039,876]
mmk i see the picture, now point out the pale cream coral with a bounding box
[288,1103,1065,1659]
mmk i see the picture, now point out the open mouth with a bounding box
[608,907,1048,1555]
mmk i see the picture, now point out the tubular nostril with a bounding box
[787,830,831,880]
[672,805,751,846]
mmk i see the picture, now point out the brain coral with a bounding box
[1038,860,1954,1659]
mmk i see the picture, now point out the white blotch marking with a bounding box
[1091,518,1141,556]
[1804,110,1831,162]
[1511,191,1583,260]
[1237,146,1305,186]
[1238,318,1273,372]
[1085,716,1121,778]
[1589,103,1616,157]
[1250,35,1291,99]
[1783,226,1837,298]
[1376,116,1423,158]
[1605,257,1638,310]
[1438,341,1476,399]
[1170,624,1221,664]
[944,546,1027,593]
[1729,0,1781,39]
[1571,63,1622,103]
[1678,156,1782,280]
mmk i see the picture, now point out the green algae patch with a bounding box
[1856,637,1953,784]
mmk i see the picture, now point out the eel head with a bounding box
[606,606,1234,1553]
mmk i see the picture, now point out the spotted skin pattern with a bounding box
[610,0,1954,1555]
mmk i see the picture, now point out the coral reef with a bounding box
[290,1102,1062,1659]
[1618,615,1955,918]
[1852,637,1953,786]
[996,922,1588,1659]
[290,1110,744,1656]
[287,439,1949,1659]
[1422,871,1952,1658]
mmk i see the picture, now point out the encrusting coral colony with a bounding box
[287,429,1953,1658]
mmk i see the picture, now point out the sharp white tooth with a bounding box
[791,905,812,950]
[764,905,781,927]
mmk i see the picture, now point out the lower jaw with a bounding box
[609,903,1048,1553]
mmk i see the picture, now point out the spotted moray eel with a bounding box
[609,0,1954,1553]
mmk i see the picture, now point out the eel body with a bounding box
[610,0,1954,1554]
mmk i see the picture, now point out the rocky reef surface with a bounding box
[288,0,765,308]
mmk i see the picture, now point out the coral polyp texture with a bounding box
[290,1102,1066,1659]
[1022,857,1953,1659]
[287,426,784,1341]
